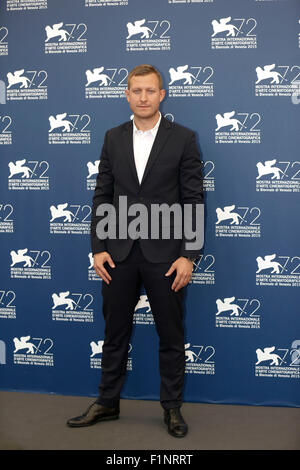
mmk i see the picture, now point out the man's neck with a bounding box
[133,111,161,132]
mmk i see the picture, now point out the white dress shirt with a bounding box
[132,112,161,184]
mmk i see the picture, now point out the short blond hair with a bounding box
[128,64,163,89]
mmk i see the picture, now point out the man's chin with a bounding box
[134,109,158,120]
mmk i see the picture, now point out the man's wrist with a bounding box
[182,255,197,263]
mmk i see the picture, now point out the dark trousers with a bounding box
[97,240,186,410]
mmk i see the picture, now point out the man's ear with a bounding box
[160,88,166,102]
[125,89,130,102]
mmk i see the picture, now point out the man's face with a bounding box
[125,73,165,120]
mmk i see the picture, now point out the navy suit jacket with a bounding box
[90,116,204,262]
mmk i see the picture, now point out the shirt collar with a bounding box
[133,112,161,137]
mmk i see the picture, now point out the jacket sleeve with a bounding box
[90,131,114,255]
[178,131,204,259]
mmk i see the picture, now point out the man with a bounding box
[67,64,204,438]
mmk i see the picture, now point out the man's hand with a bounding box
[93,251,115,284]
[165,256,193,292]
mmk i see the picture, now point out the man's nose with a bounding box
[140,90,147,101]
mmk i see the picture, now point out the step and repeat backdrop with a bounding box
[0,0,299,407]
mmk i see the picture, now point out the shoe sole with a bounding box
[67,414,119,428]
[167,428,187,438]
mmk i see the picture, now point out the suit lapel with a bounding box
[122,116,172,188]
[140,116,172,186]
[122,120,140,188]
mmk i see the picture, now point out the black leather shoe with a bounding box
[164,408,188,438]
[66,402,119,428]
